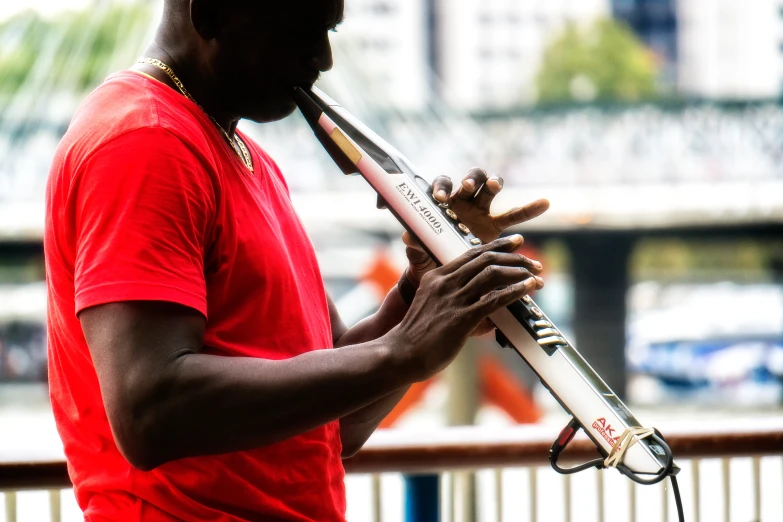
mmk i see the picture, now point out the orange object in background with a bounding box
[379,380,434,429]
[361,248,402,297]
[479,356,541,424]
[380,355,541,428]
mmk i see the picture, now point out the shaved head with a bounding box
[144,0,343,123]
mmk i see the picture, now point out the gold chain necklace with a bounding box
[137,57,254,173]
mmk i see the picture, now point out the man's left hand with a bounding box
[399,169,548,336]
[403,168,550,285]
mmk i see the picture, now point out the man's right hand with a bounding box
[390,234,543,381]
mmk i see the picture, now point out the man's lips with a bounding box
[297,73,320,90]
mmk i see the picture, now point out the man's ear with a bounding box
[190,0,221,40]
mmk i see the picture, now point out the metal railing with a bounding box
[1,419,782,522]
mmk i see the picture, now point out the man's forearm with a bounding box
[334,281,416,455]
[116,334,412,470]
[339,386,410,457]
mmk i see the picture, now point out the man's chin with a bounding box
[244,97,299,124]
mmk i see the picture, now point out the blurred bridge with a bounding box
[4,101,783,239]
[257,100,783,237]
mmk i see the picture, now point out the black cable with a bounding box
[617,432,685,522]
[671,475,685,522]
[616,432,673,485]
[550,422,685,521]
[550,456,604,475]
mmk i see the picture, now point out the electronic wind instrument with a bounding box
[293,87,684,520]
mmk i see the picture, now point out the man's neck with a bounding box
[135,44,240,135]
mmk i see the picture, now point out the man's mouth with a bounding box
[297,73,321,90]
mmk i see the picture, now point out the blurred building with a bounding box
[334,0,783,111]
[431,0,610,110]
[331,0,611,112]
[677,0,782,99]
[330,0,430,112]
[614,0,783,100]
[611,0,678,88]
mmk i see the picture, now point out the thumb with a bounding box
[402,230,424,250]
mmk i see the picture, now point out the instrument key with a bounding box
[536,328,560,338]
[538,336,567,346]
[531,319,553,329]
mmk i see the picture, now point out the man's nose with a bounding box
[311,34,334,73]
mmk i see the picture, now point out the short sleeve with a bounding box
[72,127,215,317]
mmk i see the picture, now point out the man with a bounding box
[44,0,549,520]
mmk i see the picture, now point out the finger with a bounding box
[402,230,424,250]
[453,250,543,287]
[439,234,524,275]
[472,175,503,212]
[492,199,550,231]
[471,277,545,318]
[431,175,453,203]
[453,167,489,202]
[470,318,495,337]
[461,265,544,302]
[406,245,431,265]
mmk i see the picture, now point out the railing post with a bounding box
[494,468,503,522]
[596,469,604,522]
[404,475,440,522]
[5,491,17,522]
[661,476,669,522]
[451,471,468,522]
[692,459,701,522]
[50,489,62,522]
[372,475,382,522]
[721,458,731,522]
[751,457,761,522]
[528,467,537,522]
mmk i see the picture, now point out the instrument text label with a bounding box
[395,182,444,236]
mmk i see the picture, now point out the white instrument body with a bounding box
[302,88,671,475]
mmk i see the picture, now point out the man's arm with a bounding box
[329,276,417,457]
[82,237,541,470]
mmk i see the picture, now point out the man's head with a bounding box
[159,0,344,122]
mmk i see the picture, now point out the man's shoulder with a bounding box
[59,71,208,167]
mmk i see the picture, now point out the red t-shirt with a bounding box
[44,71,346,521]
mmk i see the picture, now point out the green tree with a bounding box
[535,18,660,104]
[0,3,153,96]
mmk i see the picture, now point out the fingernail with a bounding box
[532,260,542,269]
[524,277,536,287]
[463,179,476,191]
[535,276,544,285]
[509,234,523,243]
[488,177,502,191]
[435,189,448,201]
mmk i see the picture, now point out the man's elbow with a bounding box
[119,445,159,472]
[339,429,369,459]
[110,419,162,471]
[341,442,363,460]
[106,399,169,471]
